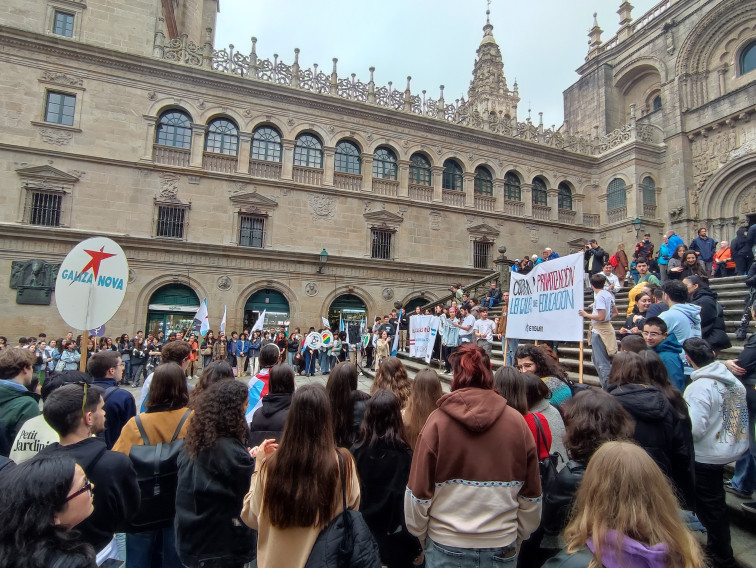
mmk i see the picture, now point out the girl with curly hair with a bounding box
[0,454,96,568]
[175,380,256,568]
[545,441,705,568]
[370,356,412,409]
[515,344,572,406]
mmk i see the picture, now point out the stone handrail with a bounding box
[420,271,500,312]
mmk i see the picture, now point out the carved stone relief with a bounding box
[524,224,539,243]
[159,173,180,199]
[217,275,232,291]
[382,287,394,301]
[305,282,319,297]
[308,194,337,220]
[42,71,83,87]
[739,186,756,215]
[39,128,73,145]
[9,260,60,305]
[429,211,442,231]
[128,269,137,284]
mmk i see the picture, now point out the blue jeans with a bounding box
[319,350,330,375]
[287,351,296,367]
[123,359,132,381]
[483,298,500,309]
[590,331,612,389]
[126,528,182,568]
[504,338,519,367]
[425,538,517,567]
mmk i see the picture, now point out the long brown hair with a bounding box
[607,351,650,387]
[184,380,248,459]
[370,357,411,408]
[263,384,353,528]
[403,368,443,450]
[146,362,189,409]
[493,367,527,415]
[562,390,634,462]
[564,441,705,568]
[326,362,360,447]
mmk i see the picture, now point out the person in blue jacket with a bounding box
[689,227,717,274]
[643,317,686,391]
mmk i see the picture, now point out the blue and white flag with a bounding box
[321,316,331,329]
[220,305,227,334]
[192,298,210,337]
[391,309,402,356]
[339,313,344,332]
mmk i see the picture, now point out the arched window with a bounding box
[641,176,656,206]
[474,166,493,195]
[251,126,282,162]
[155,110,192,148]
[442,159,463,191]
[335,140,361,174]
[293,133,323,168]
[607,178,627,210]
[503,172,521,201]
[372,147,397,180]
[740,41,756,75]
[558,182,572,210]
[409,154,432,186]
[204,118,238,155]
[532,178,548,206]
[652,95,662,112]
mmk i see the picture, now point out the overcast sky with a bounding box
[215,0,660,127]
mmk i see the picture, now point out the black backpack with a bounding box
[125,409,192,532]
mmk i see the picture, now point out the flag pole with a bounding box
[79,329,89,372]
[578,339,585,383]
[503,338,508,364]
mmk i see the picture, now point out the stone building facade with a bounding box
[0,0,753,338]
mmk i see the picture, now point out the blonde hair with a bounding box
[564,441,705,568]
[616,243,625,251]
[371,356,411,408]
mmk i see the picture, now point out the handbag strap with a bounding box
[532,413,547,457]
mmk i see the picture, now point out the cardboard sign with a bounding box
[55,237,129,330]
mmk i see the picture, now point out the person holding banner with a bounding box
[440,307,461,374]
[578,273,619,388]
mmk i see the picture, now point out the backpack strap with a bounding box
[102,386,118,402]
[170,409,193,442]
[134,414,151,446]
[337,451,346,513]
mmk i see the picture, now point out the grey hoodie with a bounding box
[659,303,701,375]
[683,361,748,464]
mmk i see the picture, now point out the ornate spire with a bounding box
[466,1,519,122]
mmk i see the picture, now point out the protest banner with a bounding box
[507,252,584,343]
[55,237,129,371]
[409,315,441,362]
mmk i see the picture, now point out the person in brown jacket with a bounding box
[613,243,630,285]
[404,344,541,566]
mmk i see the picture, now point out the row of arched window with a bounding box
[156,110,668,214]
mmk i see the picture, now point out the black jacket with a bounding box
[607,384,696,511]
[584,246,609,275]
[175,437,256,567]
[542,460,586,539]
[746,260,756,289]
[737,333,756,387]
[350,441,421,566]
[91,379,136,449]
[249,392,292,447]
[690,288,731,351]
[39,437,140,552]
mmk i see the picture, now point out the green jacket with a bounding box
[0,382,40,457]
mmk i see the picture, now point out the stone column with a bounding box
[431,165,444,203]
[190,123,206,168]
[281,139,295,180]
[323,146,336,187]
[547,188,559,220]
[397,159,410,198]
[626,183,638,219]
[361,153,374,193]
[521,183,533,217]
[236,132,252,175]
[141,115,157,162]
[573,193,585,222]
[464,172,476,208]
[494,179,505,213]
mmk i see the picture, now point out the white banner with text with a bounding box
[409,315,441,362]
[507,252,585,342]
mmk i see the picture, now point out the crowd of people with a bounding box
[0,223,755,568]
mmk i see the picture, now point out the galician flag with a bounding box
[220,305,227,334]
[251,310,266,333]
[391,309,402,356]
[192,298,210,337]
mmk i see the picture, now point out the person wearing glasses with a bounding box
[0,454,97,567]
[39,383,140,559]
[642,317,686,392]
[87,351,136,450]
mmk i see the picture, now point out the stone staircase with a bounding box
[365,275,749,390]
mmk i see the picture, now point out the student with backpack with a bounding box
[113,362,192,568]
